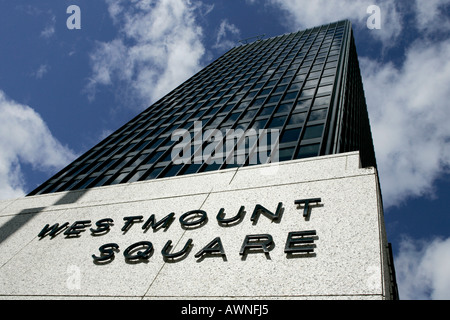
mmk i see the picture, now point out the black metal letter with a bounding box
[250,203,283,223]
[38,222,69,239]
[179,210,207,228]
[195,237,226,258]
[161,239,193,259]
[122,216,143,232]
[216,206,245,224]
[64,220,91,237]
[285,230,317,254]
[123,241,153,260]
[142,212,174,231]
[294,198,321,218]
[239,234,274,255]
[92,243,119,262]
[90,218,114,235]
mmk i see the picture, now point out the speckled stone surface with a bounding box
[0,152,395,299]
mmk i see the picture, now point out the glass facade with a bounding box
[29,20,376,196]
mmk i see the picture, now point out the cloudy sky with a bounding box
[0,0,449,300]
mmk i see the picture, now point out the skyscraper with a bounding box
[29,19,376,196]
[0,20,398,300]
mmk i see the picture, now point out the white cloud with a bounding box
[265,0,402,47]
[361,39,450,208]
[32,64,49,79]
[86,0,206,109]
[0,90,76,200]
[396,236,450,300]
[213,19,241,51]
[40,14,56,39]
[415,0,450,34]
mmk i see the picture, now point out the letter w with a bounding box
[38,222,69,239]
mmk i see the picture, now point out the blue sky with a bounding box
[0,0,449,300]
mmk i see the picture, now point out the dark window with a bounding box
[267,94,282,104]
[128,170,145,183]
[288,113,307,125]
[144,167,163,180]
[300,88,315,97]
[278,147,295,161]
[317,85,333,95]
[183,163,201,175]
[295,99,311,111]
[309,109,328,121]
[145,151,164,165]
[268,116,286,128]
[303,124,324,140]
[280,128,301,144]
[162,165,183,178]
[260,106,275,116]
[296,143,320,159]
[282,92,297,102]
